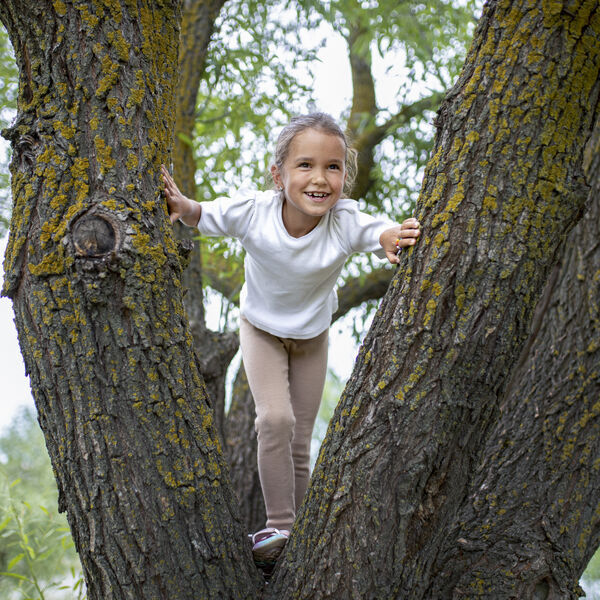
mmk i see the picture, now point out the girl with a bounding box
[161,113,420,566]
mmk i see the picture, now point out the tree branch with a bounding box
[332,268,393,323]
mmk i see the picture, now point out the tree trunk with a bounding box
[4,1,600,598]
[425,118,600,599]
[0,2,260,598]
[269,1,600,597]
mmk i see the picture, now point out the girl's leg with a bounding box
[288,328,329,513]
[239,318,296,532]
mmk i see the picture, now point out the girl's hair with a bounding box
[273,112,357,196]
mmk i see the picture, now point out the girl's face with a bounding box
[271,128,347,236]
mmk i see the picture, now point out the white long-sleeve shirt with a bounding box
[198,190,394,339]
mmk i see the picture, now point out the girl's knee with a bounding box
[255,410,296,438]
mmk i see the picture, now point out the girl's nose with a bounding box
[311,169,326,184]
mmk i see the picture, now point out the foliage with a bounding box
[192,0,479,209]
[0,408,85,600]
[582,550,600,600]
[190,0,320,202]
[585,548,600,582]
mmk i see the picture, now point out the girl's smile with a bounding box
[271,128,347,237]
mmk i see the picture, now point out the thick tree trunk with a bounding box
[0,2,260,598]
[426,119,600,599]
[269,1,600,597]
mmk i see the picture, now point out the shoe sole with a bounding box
[252,536,288,564]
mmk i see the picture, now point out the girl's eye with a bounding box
[299,162,310,168]
[329,164,340,170]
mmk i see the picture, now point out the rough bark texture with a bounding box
[426,119,600,599]
[0,2,260,598]
[269,1,600,598]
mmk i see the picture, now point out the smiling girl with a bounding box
[162,112,420,567]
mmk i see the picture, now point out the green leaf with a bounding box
[0,515,12,532]
[0,570,31,582]
[6,552,25,570]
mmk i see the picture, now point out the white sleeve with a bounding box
[197,189,255,239]
[331,199,396,259]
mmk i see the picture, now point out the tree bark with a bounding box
[269,1,600,597]
[425,117,600,599]
[0,2,260,598]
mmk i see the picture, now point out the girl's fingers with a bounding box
[400,219,420,232]
[396,236,417,247]
[160,166,183,225]
[386,250,401,264]
[398,228,420,240]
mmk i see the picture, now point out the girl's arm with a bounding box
[161,165,202,227]
[379,217,421,264]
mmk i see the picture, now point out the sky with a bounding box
[0,30,362,433]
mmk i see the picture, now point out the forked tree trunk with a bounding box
[2,1,600,599]
[0,2,259,598]
[269,2,600,597]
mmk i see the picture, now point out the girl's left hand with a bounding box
[380,218,421,264]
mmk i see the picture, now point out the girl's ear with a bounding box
[270,164,282,189]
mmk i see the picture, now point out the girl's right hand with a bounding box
[161,165,201,226]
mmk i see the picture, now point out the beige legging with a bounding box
[239,317,329,532]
